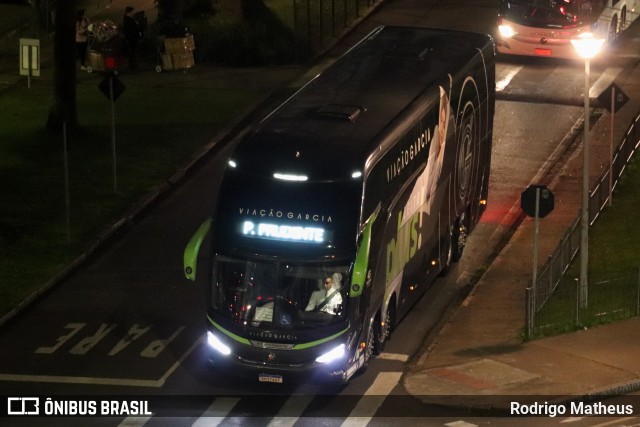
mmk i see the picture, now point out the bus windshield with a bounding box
[211,256,351,328]
[501,0,596,28]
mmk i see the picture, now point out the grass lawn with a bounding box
[0,72,263,317]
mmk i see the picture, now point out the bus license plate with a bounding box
[259,373,283,384]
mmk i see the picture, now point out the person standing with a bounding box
[123,6,142,69]
[75,9,89,71]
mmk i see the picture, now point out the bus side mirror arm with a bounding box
[350,205,380,298]
[183,218,212,281]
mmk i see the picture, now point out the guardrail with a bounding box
[526,112,640,337]
[292,0,382,60]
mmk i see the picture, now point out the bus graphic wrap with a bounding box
[185,26,496,384]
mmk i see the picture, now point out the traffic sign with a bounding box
[597,83,629,113]
[98,75,125,102]
[521,185,554,218]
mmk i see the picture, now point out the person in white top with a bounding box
[75,9,90,71]
[318,273,344,315]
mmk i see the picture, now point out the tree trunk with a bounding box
[46,0,77,131]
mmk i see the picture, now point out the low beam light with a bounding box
[207,331,231,356]
[351,171,362,179]
[228,160,237,168]
[315,344,345,364]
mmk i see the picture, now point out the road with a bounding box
[1,0,639,425]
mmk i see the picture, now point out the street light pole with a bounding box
[580,56,590,310]
[571,33,604,310]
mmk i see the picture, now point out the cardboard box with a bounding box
[164,36,195,53]
[89,51,105,71]
[171,52,194,69]
[164,38,186,53]
[184,34,195,50]
[161,54,173,70]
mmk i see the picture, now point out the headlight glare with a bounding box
[315,344,345,364]
[207,331,231,356]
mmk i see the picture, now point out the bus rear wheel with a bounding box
[452,211,468,263]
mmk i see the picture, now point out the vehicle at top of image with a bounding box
[184,25,496,385]
[496,0,639,58]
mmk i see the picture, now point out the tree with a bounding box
[46,0,77,131]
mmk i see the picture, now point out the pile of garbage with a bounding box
[88,20,120,43]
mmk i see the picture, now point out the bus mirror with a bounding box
[350,208,378,298]
[183,218,212,281]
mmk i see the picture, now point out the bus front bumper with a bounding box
[205,331,363,384]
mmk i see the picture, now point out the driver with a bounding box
[305,280,326,312]
[315,273,343,315]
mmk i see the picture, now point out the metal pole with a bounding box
[27,45,32,89]
[532,188,540,313]
[63,121,70,242]
[109,75,117,193]
[609,86,614,207]
[525,287,532,340]
[637,265,640,316]
[579,58,590,310]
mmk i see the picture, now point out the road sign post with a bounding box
[98,74,126,193]
[19,38,40,89]
[521,185,554,322]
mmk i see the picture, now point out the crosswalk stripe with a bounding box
[377,352,409,362]
[266,391,317,427]
[192,397,241,427]
[117,416,152,427]
[340,371,402,427]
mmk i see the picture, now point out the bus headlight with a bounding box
[207,331,231,356]
[498,24,516,38]
[315,344,345,364]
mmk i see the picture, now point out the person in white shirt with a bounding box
[309,273,343,315]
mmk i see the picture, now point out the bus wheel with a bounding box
[452,212,468,262]
[375,306,392,355]
[360,323,375,372]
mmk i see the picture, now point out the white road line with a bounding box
[590,417,639,427]
[118,416,152,427]
[496,64,523,92]
[560,417,586,423]
[589,67,623,99]
[0,334,203,387]
[376,352,409,362]
[340,371,403,427]
[0,373,162,387]
[445,421,479,427]
[266,393,317,427]
[192,397,241,427]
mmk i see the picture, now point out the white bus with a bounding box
[497,0,638,58]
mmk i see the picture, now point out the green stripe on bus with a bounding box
[292,327,349,350]
[208,315,348,350]
[208,316,251,345]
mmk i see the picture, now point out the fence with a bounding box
[292,0,382,60]
[526,112,640,338]
[530,270,640,337]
